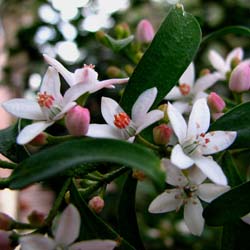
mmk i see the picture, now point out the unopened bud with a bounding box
[28,210,45,226]
[29,132,48,146]
[0,231,13,250]
[153,124,172,145]
[124,64,134,76]
[0,213,13,231]
[132,170,146,181]
[115,23,131,38]
[107,66,123,78]
[136,19,155,43]
[65,105,90,136]
[207,92,225,113]
[158,104,169,123]
[231,57,241,69]
[88,196,104,213]
[229,61,250,92]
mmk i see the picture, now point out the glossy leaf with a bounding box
[9,138,164,189]
[120,5,201,113]
[210,102,250,148]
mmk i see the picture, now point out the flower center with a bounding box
[184,184,198,198]
[37,92,55,108]
[179,83,191,96]
[114,112,131,129]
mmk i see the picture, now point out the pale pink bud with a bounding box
[153,124,172,145]
[0,213,13,231]
[88,196,105,213]
[29,132,48,146]
[65,105,90,136]
[229,61,250,92]
[207,92,225,113]
[0,231,13,250]
[136,19,155,43]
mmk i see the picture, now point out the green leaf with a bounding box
[210,102,250,148]
[203,181,250,226]
[9,138,164,189]
[120,6,201,113]
[103,34,134,52]
[118,172,145,250]
[70,182,136,250]
[0,122,28,162]
[202,26,250,43]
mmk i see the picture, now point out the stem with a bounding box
[47,135,75,145]
[135,134,160,151]
[11,221,37,230]
[0,159,17,169]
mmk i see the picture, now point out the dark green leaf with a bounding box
[210,102,250,148]
[118,171,145,250]
[9,138,164,189]
[103,34,134,52]
[120,6,201,113]
[203,181,250,226]
[70,182,136,250]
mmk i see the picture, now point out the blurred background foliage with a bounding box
[0,0,249,249]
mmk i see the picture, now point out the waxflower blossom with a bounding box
[43,54,129,91]
[1,67,84,145]
[167,98,237,185]
[165,63,221,114]
[149,159,230,236]
[87,87,164,140]
[20,204,117,250]
[208,47,243,80]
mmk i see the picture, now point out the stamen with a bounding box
[114,112,131,129]
[179,83,191,96]
[37,92,55,108]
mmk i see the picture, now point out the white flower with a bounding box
[87,87,164,140]
[208,47,244,79]
[2,67,84,145]
[149,159,230,236]
[165,63,221,113]
[167,98,237,185]
[20,204,117,250]
[43,54,129,91]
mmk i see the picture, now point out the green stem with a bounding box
[135,134,160,151]
[47,135,75,145]
[0,159,17,169]
[11,221,37,230]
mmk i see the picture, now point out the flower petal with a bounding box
[17,121,53,145]
[167,102,187,144]
[208,50,226,74]
[20,235,56,250]
[193,156,227,185]
[101,97,125,127]
[2,99,45,120]
[132,87,157,125]
[164,86,183,100]
[148,189,183,213]
[187,166,207,185]
[179,62,195,87]
[162,158,188,186]
[197,183,230,202]
[200,131,237,155]
[136,110,163,134]
[184,198,204,236]
[225,47,244,68]
[86,124,122,139]
[54,204,81,246]
[187,98,210,139]
[40,67,62,100]
[74,67,98,85]
[172,101,190,114]
[70,240,117,250]
[171,144,194,169]
[43,54,75,86]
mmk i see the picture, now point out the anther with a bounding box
[114,112,130,129]
[179,83,191,96]
[37,92,55,108]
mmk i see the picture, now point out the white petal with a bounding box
[17,121,53,145]
[187,166,207,185]
[225,47,244,68]
[2,99,45,120]
[54,102,76,121]
[74,67,98,85]
[193,156,227,185]
[193,72,221,93]
[171,144,194,169]
[179,62,195,87]
[208,50,226,73]
[167,102,187,144]
[197,183,230,202]
[162,158,188,186]
[172,101,191,114]
[55,204,81,246]
[87,124,123,139]
[241,212,250,225]
[132,87,157,125]
[184,198,204,236]
[40,67,62,100]
[20,235,56,250]
[70,240,117,250]
[101,97,125,127]
[187,98,210,139]
[164,86,183,100]
[200,131,237,155]
[148,189,183,213]
[43,54,75,86]
[136,110,163,134]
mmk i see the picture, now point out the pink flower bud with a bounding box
[207,92,225,113]
[29,132,48,146]
[65,105,90,136]
[0,213,13,231]
[0,231,13,250]
[136,19,155,43]
[88,196,105,213]
[153,124,172,145]
[229,61,250,92]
